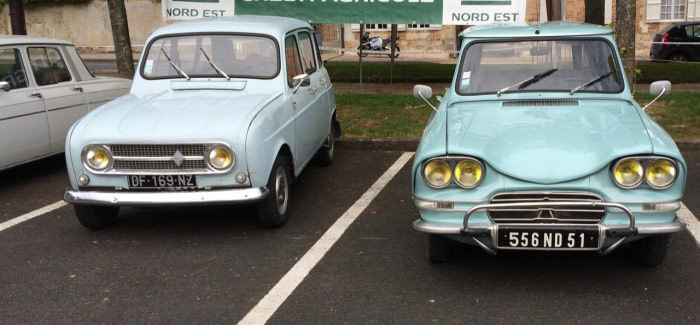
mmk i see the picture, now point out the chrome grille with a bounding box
[110,144,205,157]
[502,100,578,107]
[106,144,212,174]
[488,192,605,224]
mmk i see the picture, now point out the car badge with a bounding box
[173,150,184,167]
[536,208,557,219]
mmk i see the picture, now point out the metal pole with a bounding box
[359,23,364,94]
[339,24,345,55]
[390,24,397,84]
[9,0,27,35]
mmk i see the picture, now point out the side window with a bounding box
[694,25,700,38]
[285,36,303,87]
[313,32,323,68]
[0,48,28,90]
[297,32,317,74]
[28,47,71,86]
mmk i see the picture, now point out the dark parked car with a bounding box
[650,21,700,61]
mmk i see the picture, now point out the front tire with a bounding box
[74,205,119,230]
[357,46,369,57]
[428,235,451,263]
[631,235,670,267]
[388,46,400,58]
[257,155,291,228]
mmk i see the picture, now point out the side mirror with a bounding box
[413,84,437,112]
[0,81,10,91]
[649,80,672,96]
[292,73,310,93]
[413,84,433,100]
[642,80,672,112]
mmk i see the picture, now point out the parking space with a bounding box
[0,148,698,323]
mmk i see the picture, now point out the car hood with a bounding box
[446,99,652,184]
[73,90,280,142]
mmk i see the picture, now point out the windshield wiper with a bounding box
[199,48,230,80]
[497,68,558,96]
[160,48,190,80]
[569,72,612,94]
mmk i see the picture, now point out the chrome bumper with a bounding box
[64,187,269,207]
[413,201,686,255]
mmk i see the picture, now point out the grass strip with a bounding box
[336,92,700,139]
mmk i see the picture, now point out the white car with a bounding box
[0,36,131,171]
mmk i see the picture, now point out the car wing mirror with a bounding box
[643,80,672,112]
[0,81,10,92]
[413,84,437,112]
[292,73,310,93]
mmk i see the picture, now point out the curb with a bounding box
[338,138,700,152]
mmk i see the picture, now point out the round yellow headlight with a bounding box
[208,146,234,170]
[423,159,452,188]
[613,159,643,188]
[454,159,484,188]
[84,145,112,171]
[646,159,676,189]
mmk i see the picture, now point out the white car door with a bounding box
[27,46,89,153]
[285,34,317,168]
[0,46,50,170]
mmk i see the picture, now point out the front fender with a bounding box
[245,94,295,187]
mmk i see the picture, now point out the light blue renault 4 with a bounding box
[64,16,339,229]
[412,22,686,266]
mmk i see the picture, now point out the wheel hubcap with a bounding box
[274,166,288,215]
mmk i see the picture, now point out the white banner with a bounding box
[162,0,236,21]
[442,0,527,25]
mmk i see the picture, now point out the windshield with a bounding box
[141,34,279,79]
[457,39,623,95]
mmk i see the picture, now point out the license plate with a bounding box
[128,175,196,189]
[496,226,599,250]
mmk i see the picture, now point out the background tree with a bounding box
[9,0,27,35]
[615,0,636,87]
[107,0,135,79]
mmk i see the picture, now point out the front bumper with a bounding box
[413,201,686,255]
[64,187,269,207]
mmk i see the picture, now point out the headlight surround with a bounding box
[613,158,644,188]
[207,144,235,171]
[646,158,677,189]
[423,159,452,188]
[82,145,113,171]
[454,159,484,188]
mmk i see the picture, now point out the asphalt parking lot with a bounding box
[1,148,699,324]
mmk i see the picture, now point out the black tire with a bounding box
[257,155,291,228]
[74,205,119,230]
[388,46,400,58]
[428,234,451,263]
[357,46,369,57]
[631,235,670,267]
[316,120,336,167]
[668,52,688,62]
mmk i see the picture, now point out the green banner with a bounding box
[235,0,444,24]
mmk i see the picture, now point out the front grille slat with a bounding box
[489,192,605,224]
[105,144,214,174]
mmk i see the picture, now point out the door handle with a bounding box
[72,87,84,92]
[30,92,42,99]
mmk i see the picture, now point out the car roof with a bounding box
[0,35,73,46]
[148,15,312,40]
[460,21,613,38]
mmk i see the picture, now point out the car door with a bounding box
[27,46,89,153]
[0,46,50,169]
[687,24,700,60]
[293,30,328,165]
[285,33,317,168]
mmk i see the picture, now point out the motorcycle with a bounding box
[357,32,400,58]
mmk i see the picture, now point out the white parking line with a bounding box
[678,202,700,247]
[238,152,414,325]
[0,200,67,232]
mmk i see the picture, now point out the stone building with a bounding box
[1,0,698,59]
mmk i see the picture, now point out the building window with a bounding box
[661,0,685,20]
[407,24,442,31]
[647,0,690,22]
